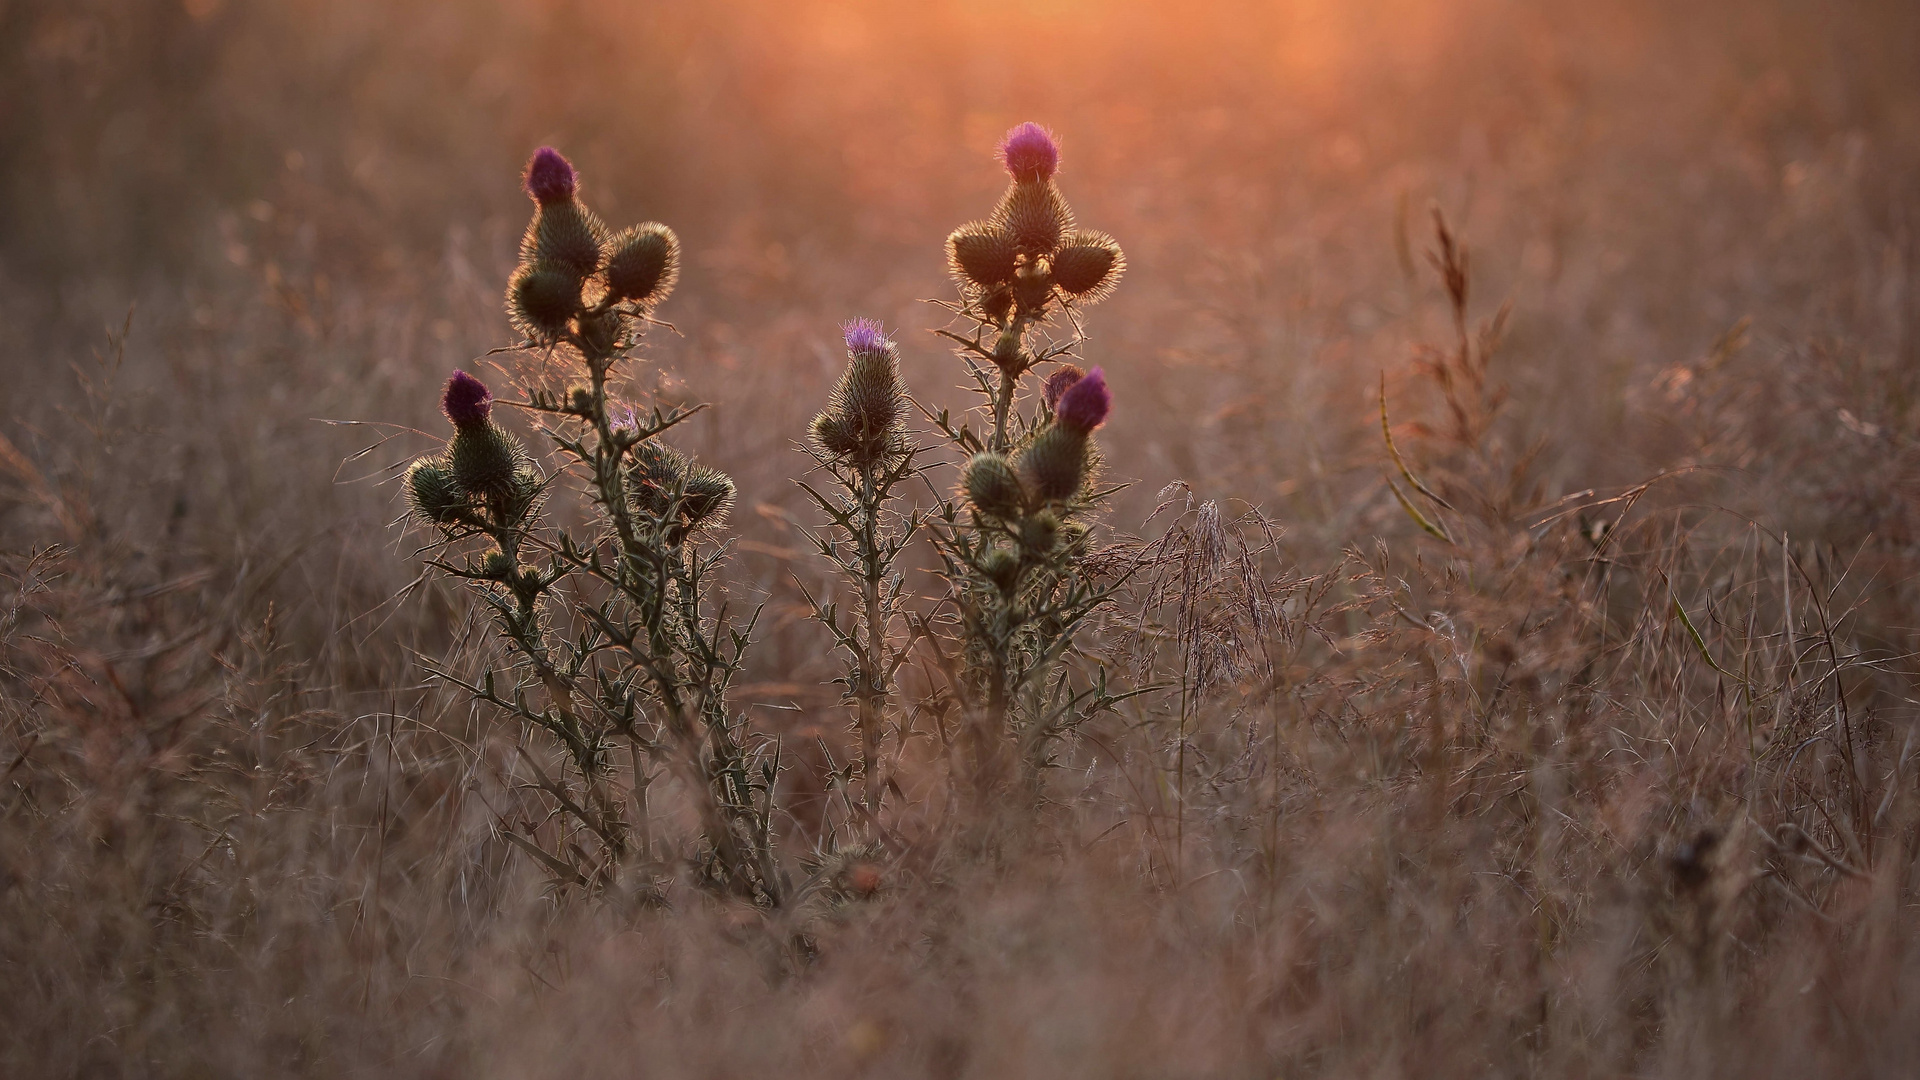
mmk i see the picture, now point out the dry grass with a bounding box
[4,0,1920,1075]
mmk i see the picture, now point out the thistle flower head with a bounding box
[442,370,493,429]
[524,147,577,205]
[1055,366,1110,433]
[842,317,889,357]
[817,317,906,467]
[1043,364,1087,411]
[999,122,1060,183]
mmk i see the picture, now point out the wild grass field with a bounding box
[4,1,1920,1076]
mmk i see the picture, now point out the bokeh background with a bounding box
[12,0,1918,564]
[4,0,1920,1075]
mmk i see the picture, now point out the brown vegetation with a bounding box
[4,0,1920,1075]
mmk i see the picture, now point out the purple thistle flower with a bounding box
[1055,366,1110,434]
[842,317,890,356]
[442,370,493,430]
[523,147,577,205]
[998,122,1060,183]
[1043,364,1087,411]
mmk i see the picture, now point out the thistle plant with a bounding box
[797,319,924,818]
[924,123,1133,803]
[404,148,780,904]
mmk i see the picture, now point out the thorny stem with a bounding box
[855,456,889,812]
[988,312,1036,453]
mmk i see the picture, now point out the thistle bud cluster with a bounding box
[962,366,1111,554]
[507,147,681,347]
[810,319,910,468]
[406,370,541,530]
[947,124,1126,334]
[628,439,737,544]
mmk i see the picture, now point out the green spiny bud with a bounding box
[947,222,1018,289]
[507,262,582,343]
[449,422,528,502]
[1019,509,1062,555]
[963,452,1024,519]
[628,440,691,520]
[482,550,514,579]
[515,564,545,593]
[502,465,543,523]
[521,199,605,277]
[810,410,858,459]
[681,463,736,530]
[569,386,594,414]
[405,456,464,524]
[994,180,1072,258]
[981,548,1021,592]
[1017,423,1090,504]
[605,222,679,306]
[1050,230,1125,302]
[629,441,731,535]
[842,358,901,434]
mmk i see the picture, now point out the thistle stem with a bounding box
[855,458,889,811]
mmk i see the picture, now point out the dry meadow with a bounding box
[4,1,1920,1076]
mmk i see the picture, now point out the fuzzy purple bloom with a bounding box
[842,318,889,356]
[999,122,1060,183]
[523,147,577,205]
[442,370,494,429]
[1055,366,1110,433]
[1043,364,1087,411]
